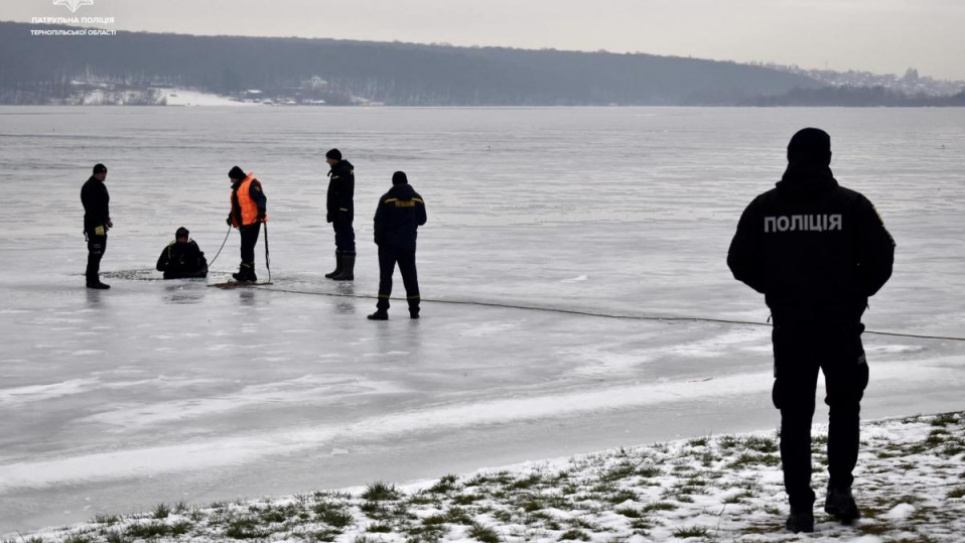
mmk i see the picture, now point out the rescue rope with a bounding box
[205,224,232,269]
[264,223,272,284]
[242,285,965,343]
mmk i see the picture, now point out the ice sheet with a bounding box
[1,106,963,534]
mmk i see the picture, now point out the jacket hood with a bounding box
[386,183,417,199]
[329,159,353,174]
[776,162,839,195]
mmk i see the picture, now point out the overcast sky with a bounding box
[5,0,965,80]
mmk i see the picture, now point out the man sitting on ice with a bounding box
[156,227,208,279]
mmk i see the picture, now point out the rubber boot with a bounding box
[331,254,355,281]
[367,309,389,321]
[785,507,814,533]
[825,487,860,524]
[86,252,110,289]
[325,252,342,279]
[233,263,257,283]
[408,300,420,319]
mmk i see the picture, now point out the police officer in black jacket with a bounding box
[325,148,356,281]
[156,227,208,279]
[728,128,895,534]
[80,163,113,289]
[368,171,427,320]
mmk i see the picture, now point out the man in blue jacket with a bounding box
[368,171,427,320]
[728,128,895,534]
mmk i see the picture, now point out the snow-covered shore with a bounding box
[9,412,963,543]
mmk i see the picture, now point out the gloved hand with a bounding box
[257,213,266,223]
[226,216,233,226]
[106,220,113,229]
[326,213,333,224]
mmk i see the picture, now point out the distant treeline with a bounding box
[3,22,962,107]
[747,85,965,107]
[1,21,820,106]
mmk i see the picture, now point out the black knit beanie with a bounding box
[787,128,832,166]
[392,171,408,185]
[228,166,246,180]
[326,148,342,160]
[175,227,189,239]
[93,163,107,174]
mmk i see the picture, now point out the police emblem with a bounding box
[53,0,95,13]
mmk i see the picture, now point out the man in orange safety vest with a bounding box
[226,165,268,282]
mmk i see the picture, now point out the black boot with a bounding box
[325,252,342,279]
[233,263,257,283]
[825,487,860,524]
[785,507,814,533]
[367,309,388,321]
[409,303,420,319]
[331,254,355,281]
[86,251,108,289]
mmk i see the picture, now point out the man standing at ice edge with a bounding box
[727,128,895,534]
[368,171,427,321]
[324,148,357,281]
[227,166,268,283]
[80,163,112,290]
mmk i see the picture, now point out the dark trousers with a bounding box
[771,321,869,508]
[333,222,356,255]
[85,232,107,283]
[239,223,261,265]
[377,245,420,312]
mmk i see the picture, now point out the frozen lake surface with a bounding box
[1,107,963,534]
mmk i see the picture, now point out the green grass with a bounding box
[362,481,401,501]
[91,513,121,525]
[467,523,500,543]
[103,530,129,543]
[429,474,460,494]
[366,523,393,533]
[642,501,678,512]
[151,502,170,520]
[672,525,710,538]
[727,452,781,469]
[948,487,965,499]
[125,521,182,539]
[636,465,662,478]
[930,413,960,427]
[604,488,639,504]
[443,506,473,525]
[314,501,354,528]
[558,528,590,541]
[223,517,269,539]
[509,473,544,490]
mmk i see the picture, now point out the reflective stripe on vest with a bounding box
[232,173,267,227]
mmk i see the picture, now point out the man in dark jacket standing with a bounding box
[80,163,112,289]
[325,148,356,281]
[368,171,427,320]
[226,166,267,283]
[156,227,208,279]
[727,128,895,534]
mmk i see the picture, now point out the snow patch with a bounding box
[881,502,916,520]
[158,88,258,107]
